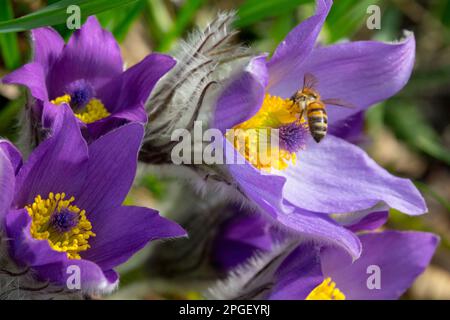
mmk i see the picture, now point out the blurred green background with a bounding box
[0,0,449,299]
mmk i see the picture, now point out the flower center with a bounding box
[50,208,79,233]
[66,79,95,110]
[306,277,346,300]
[25,192,96,259]
[226,94,307,171]
[50,80,110,124]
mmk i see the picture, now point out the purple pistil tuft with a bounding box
[50,208,79,233]
[65,80,95,110]
[278,122,308,153]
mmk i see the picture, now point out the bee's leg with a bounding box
[297,107,305,122]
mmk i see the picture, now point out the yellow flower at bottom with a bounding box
[25,192,96,259]
[306,277,346,300]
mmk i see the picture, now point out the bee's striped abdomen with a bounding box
[306,102,328,143]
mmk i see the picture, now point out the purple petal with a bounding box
[225,139,362,258]
[214,55,268,133]
[213,212,275,270]
[111,108,147,123]
[41,98,66,127]
[218,213,274,250]
[83,117,127,142]
[103,269,119,285]
[0,149,15,223]
[5,209,67,267]
[31,27,64,71]
[33,258,118,293]
[75,123,144,214]
[0,140,23,174]
[82,206,186,270]
[98,53,176,121]
[321,231,439,300]
[14,104,88,207]
[6,209,118,292]
[270,34,416,124]
[2,62,48,101]
[280,135,426,215]
[328,111,365,143]
[47,16,123,98]
[225,139,285,222]
[269,243,323,300]
[342,211,389,233]
[267,0,332,90]
[277,207,362,259]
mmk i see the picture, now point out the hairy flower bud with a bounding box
[206,241,298,300]
[140,12,250,165]
[146,183,231,290]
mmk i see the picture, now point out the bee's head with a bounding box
[293,89,320,106]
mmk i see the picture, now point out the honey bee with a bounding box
[291,73,354,143]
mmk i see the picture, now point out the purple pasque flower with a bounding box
[271,230,438,300]
[210,210,438,300]
[213,0,423,258]
[212,206,388,272]
[2,16,176,142]
[0,105,185,293]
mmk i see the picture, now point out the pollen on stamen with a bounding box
[227,93,307,171]
[306,277,346,300]
[74,98,111,124]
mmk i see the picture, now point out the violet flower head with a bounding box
[273,231,438,300]
[209,209,438,300]
[2,16,176,143]
[0,105,185,293]
[212,0,424,259]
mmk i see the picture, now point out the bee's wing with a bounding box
[322,98,356,109]
[302,73,319,90]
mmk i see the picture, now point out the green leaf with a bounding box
[145,0,173,48]
[156,0,206,52]
[384,102,450,166]
[373,4,401,42]
[270,12,296,44]
[97,0,145,42]
[432,0,450,28]
[402,66,450,94]
[235,0,311,29]
[0,0,139,33]
[325,0,380,42]
[141,174,167,200]
[0,0,21,69]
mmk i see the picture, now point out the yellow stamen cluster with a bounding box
[75,98,110,124]
[50,94,110,124]
[25,192,96,260]
[226,94,304,171]
[51,94,71,105]
[228,128,297,171]
[306,277,346,300]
